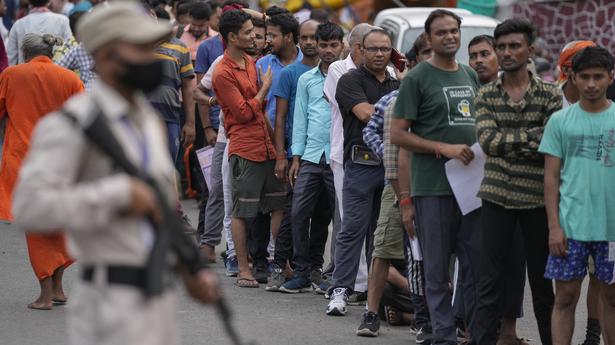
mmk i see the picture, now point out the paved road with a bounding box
[0,200,589,345]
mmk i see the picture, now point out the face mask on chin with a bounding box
[115,57,164,93]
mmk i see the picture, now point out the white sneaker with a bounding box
[326,288,348,316]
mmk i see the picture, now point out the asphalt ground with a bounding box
[0,200,590,345]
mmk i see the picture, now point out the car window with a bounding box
[401,27,495,64]
[379,20,400,48]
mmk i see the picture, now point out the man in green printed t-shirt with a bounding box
[540,46,615,345]
[390,9,481,345]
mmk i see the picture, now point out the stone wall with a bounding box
[513,0,615,62]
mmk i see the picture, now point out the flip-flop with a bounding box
[52,298,67,305]
[234,277,259,288]
[385,305,413,326]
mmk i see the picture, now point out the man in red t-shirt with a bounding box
[212,9,286,288]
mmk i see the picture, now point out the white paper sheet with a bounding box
[196,146,214,190]
[444,143,486,215]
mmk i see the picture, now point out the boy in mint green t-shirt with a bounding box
[539,46,615,344]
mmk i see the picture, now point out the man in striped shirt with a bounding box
[148,37,196,163]
[472,19,562,345]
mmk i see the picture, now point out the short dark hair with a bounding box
[265,5,289,17]
[218,9,251,42]
[406,32,429,61]
[267,13,299,44]
[572,46,614,74]
[316,22,344,42]
[494,19,537,45]
[310,9,329,23]
[469,35,495,50]
[210,0,223,11]
[190,2,211,20]
[68,11,86,34]
[361,28,392,46]
[405,49,416,62]
[29,0,49,7]
[425,9,461,34]
[155,7,171,20]
[177,2,193,17]
[252,17,266,29]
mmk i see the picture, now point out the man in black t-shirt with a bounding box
[325,28,400,317]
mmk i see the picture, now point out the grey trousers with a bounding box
[69,281,178,345]
[414,196,480,345]
[330,161,384,291]
[199,141,226,247]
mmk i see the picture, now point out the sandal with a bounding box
[52,298,67,305]
[384,305,413,326]
[234,277,259,288]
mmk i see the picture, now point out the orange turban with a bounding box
[558,40,596,81]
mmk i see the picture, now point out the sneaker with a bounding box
[415,328,433,344]
[265,267,285,292]
[325,288,348,316]
[310,268,323,289]
[314,280,330,295]
[252,264,268,284]
[279,276,311,294]
[356,311,380,337]
[347,291,368,306]
[224,256,239,277]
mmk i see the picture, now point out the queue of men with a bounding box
[2,1,615,345]
[190,6,615,345]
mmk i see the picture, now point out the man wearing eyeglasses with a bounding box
[326,28,400,316]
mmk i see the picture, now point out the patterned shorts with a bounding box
[545,239,615,284]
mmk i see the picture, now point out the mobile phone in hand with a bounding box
[391,48,406,72]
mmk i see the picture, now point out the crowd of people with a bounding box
[0,1,614,345]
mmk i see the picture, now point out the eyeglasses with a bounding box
[364,46,392,53]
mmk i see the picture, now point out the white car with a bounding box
[374,7,499,64]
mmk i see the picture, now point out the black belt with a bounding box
[82,265,147,289]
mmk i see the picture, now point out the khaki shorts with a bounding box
[373,184,405,260]
[230,155,287,218]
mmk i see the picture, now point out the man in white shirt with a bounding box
[7,0,72,65]
[322,23,372,300]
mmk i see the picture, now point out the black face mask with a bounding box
[116,58,164,93]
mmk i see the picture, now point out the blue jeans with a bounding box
[165,121,181,164]
[330,161,384,291]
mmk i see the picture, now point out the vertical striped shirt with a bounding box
[475,74,562,209]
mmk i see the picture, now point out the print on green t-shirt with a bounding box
[539,102,615,242]
[393,62,480,196]
[444,86,476,125]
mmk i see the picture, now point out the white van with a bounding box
[374,7,499,64]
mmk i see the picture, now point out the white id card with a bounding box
[609,242,615,262]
